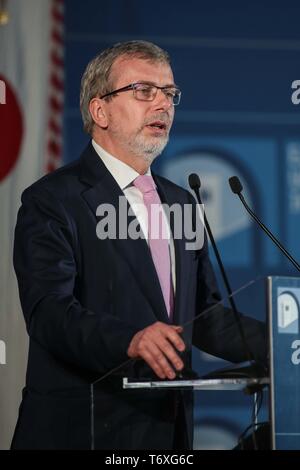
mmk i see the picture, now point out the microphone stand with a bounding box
[189,174,265,375]
[229,177,300,273]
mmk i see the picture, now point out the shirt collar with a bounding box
[92,139,152,190]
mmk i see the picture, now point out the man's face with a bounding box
[102,56,176,164]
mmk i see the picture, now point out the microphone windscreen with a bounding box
[188,173,201,190]
[229,176,243,194]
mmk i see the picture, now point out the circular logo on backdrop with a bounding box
[161,150,252,241]
[0,74,23,182]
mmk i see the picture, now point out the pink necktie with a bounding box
[133,175,174,319]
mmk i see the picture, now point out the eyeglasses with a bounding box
[100,82,181,106]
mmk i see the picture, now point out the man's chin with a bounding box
[129,135,169,162]
[144,137,168,154]
[143,144,168,162]
[142,152,160,164]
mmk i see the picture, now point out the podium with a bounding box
[267,276,300,450]
[123,377,269,391]
[90,276,300,450]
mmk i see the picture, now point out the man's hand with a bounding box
[127,322,185,379]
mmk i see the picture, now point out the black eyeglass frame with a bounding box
[100,82,181,105]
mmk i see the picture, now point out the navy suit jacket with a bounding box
[12,142,266,449]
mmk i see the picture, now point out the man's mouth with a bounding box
[146,121,168,131]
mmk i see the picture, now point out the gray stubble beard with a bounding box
[110,121,170,165]
[129,132,169,164]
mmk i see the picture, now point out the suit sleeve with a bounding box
[13,186,140,374]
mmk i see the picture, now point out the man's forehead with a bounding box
[110,56,174,86]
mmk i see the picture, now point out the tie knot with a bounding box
[133,175,156,195]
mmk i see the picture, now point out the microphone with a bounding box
[188,174,264,377]
[229,176,300,273]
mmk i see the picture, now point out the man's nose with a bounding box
[153,89,173,111]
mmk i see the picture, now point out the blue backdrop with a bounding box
[64,0,300,448]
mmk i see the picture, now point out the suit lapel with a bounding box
[79,143,169,323]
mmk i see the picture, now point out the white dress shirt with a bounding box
[92,139,176,293]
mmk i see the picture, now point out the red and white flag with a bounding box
[0,0,64,449]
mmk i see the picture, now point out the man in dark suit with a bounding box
[12,40,266,450]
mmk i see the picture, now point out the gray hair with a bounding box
[79,40,171,135]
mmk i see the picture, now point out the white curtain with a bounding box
[0,0,63,449]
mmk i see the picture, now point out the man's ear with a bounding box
[89,98,108,129]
